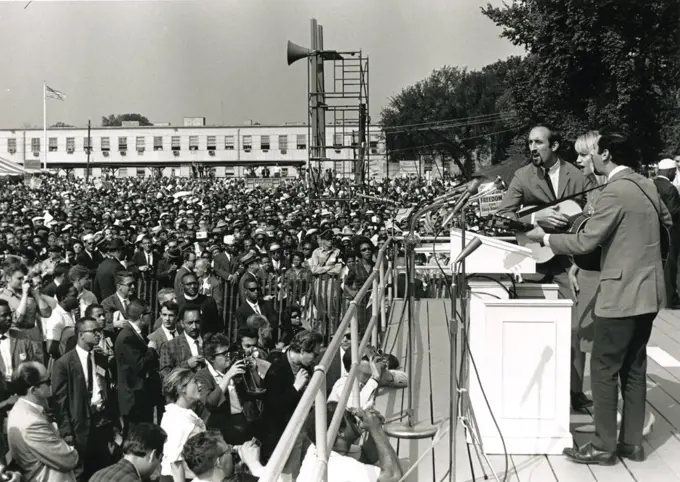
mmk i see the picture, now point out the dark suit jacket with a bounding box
[655,176,680,231]
[93,257,126,301]
[261,354,307,461]
[550,169,672,317]
[212,252,233,281]
[89,459,141,482]
[51,348,116,450]
[195,366,262,428]
[155,257,178,289]
[177,293,223,336]
[114,324,158,417]
[159,333,199,380]
[101,294,138,341]
[235,300,286,343]
[76,249,104,277]
[497,160,594,275]
[131,249,159,275]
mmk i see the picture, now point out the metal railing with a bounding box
[259,238,393,482]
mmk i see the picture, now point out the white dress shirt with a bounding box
[185,332,202,356]
[44,304,75,342]
[246,300,261,315]
[530,162,561,225]
[161,325,176,341]
[74,344,103,408]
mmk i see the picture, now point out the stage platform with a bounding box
[374,299,680,481]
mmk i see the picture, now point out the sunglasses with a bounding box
[35,377,50,387]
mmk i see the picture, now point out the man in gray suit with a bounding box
[497,125,595,412]
[7,362,79,482]
[526,132,672,465]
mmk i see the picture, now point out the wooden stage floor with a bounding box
[374,299,680,482]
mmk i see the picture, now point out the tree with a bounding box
[380,60,520,178]
[51,121,73,128]
[482,0,680,164]
[101,113,152,127]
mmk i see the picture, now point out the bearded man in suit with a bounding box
[526,131,672,465]
[497,125,595,413]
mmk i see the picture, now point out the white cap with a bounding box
[658,158,676,170]
[223,235,235,245]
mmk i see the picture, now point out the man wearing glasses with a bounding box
[52,317,118,482]
[235,279,283,345]
[8,362,79,482]
[176,273,222,336]
[76,233,104,278]
[101,272,138,339]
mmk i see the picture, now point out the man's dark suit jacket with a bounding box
[212,252,233,281]
[156,257,178,289]
[51,348,117,450]
[235,300,286,343]
[93,257,126,301]
[177,293,223,336]
[260,354,308,462]
[131,249,159,276]
[76,249,104,277]
[114,324,158,418]
[654,177,680,228]
[194,366,262,444]
[101,293,137,334]
[159,332,198,380]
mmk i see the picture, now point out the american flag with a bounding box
[45,84,66,101]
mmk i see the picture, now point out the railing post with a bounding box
[371,276,379,347]
[314,374,328,482]
[379,261,387,336]
[350,307,360,409]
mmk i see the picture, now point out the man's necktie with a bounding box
[86,352,93,395]
[254,304,261,315]
[195,339,201,355]
[544,170,557,199]
[169,331,175,338]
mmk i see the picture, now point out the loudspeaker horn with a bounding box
[287,40,312,66]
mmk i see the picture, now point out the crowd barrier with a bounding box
[135,272,347,343]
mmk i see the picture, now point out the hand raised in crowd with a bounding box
[351,407,385,432]
[224,360,246,382]
[237,439,262,469]
[293,368,310,391]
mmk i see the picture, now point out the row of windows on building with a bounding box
[6,133,378,154]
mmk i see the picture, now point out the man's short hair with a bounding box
[157,288,175,305]
[532,124,562,150]
[122,423,167,458]
[84,303,103,318]
[55,282,74,302]
[203,333,232,362]
[67,265,90,283]
[597,131,640,169]
[177,305,201,323]
[115,271,135,285]
[53,263,70,279]
[2,258,27,278]
[127,300,147,322]
[289,330,323,354]
[12,362,45,396]
[75,316,98,336]
[183,431,231,477]
[181,272,197,284]
[160,300,179,314]
[304,401,350,444]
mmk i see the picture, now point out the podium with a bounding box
[450,229,573,455]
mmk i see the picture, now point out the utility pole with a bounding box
[85,120,91,181]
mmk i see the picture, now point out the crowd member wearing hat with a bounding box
[209,243,231,281]
[237,251,260,305]
[308,229,344,337]
[194,258,224,319]
[75,234,103,278]
[93,238,128,301]
[655,157,680,307]
[156,247,181,290]
[131,235,159,278]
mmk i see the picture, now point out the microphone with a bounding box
[453,236,483,265]
[439,178,486,229]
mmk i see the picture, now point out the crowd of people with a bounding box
[0,172,437,481]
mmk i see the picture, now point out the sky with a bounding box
[0,0,524,129]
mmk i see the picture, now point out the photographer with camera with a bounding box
[195,333,265,446]
[183,431,264,482]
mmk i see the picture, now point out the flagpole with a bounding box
[43,81,47,171]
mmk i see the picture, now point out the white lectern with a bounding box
[450,229,573,455]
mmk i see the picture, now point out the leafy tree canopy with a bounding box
[101,113,152,127]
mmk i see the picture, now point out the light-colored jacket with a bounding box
[7,397,79,482]
[550,169,672,317]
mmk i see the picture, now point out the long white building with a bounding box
[0,120,386,178]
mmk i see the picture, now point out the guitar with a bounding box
[483,200,583,264]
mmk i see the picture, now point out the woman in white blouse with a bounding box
[159,367,206,482]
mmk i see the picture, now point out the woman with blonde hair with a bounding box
[159,367,206,482]
[569,130,604,354]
